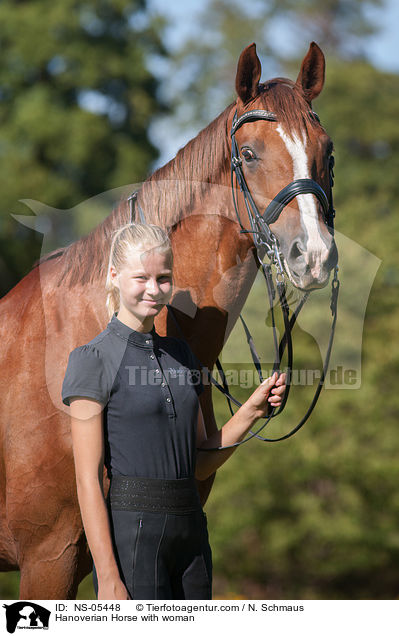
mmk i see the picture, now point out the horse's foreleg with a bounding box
[19,533,91,600]
[196,385,218,506]
[196,474,216,507]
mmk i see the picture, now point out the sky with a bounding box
[365,0,399,72]
[148,0,399,74]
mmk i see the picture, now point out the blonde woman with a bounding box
[62,223,286,600]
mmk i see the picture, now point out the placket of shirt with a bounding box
[146,339,176,419]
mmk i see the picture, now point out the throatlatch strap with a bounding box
[127,190,146,223]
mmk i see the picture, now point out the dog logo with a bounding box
[2,602,50,633]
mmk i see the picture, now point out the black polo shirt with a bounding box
[62,313,203,480]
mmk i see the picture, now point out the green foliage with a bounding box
[0,0,167,296]
[0,572,19,600]
[0,571,96,600]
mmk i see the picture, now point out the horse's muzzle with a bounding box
[285,236,338,290]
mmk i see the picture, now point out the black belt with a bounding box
[108,475,202,514]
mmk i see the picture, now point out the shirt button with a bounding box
[146,339,151,344]
[150,354,155,360]
[166,397,171,403]
[161,382,166,387]
[155,369,160,374]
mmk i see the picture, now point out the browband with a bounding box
[231,109,320,136]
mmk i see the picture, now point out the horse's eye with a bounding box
[241,147,256,163]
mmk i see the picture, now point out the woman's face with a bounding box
[110,245,173,329]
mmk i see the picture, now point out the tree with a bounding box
[148,0,384,156]
[0,0,167,296]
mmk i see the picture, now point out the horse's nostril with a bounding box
[289,240,305,263]
[291,243,301,261]
[287,239,309,279]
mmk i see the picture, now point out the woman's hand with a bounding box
[244,372,287,419]
[97,575,131,600]
[195,371,287,481]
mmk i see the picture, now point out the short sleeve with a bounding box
[181,341,204,397]
[62,345,109,406]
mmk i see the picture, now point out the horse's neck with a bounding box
[139,102,259,311]
[141,105,260,353]
[154,210,258,362]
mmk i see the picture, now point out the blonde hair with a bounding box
[105,223,173,318]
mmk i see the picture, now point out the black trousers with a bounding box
[93,477,212,600]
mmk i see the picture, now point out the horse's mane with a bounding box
[138,104,232,228]
[36,105,232,287]
[32,201,130,287]
[35,77,320,288]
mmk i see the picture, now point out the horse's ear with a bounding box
[235,43,261,106]
[296,42,325,104]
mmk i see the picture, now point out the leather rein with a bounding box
[129,107,340,450]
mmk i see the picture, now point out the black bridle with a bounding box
[129,106,340,450]
[230,108,336,262]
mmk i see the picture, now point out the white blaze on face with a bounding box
[276,124,329,279]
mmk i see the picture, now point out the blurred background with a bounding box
[0,0,398,599]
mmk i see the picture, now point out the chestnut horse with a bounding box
[0,42,337,598]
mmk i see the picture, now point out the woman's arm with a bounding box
[70,398,130,600]
[195,372,286,481]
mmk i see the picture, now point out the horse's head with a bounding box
[232,42,337,291]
